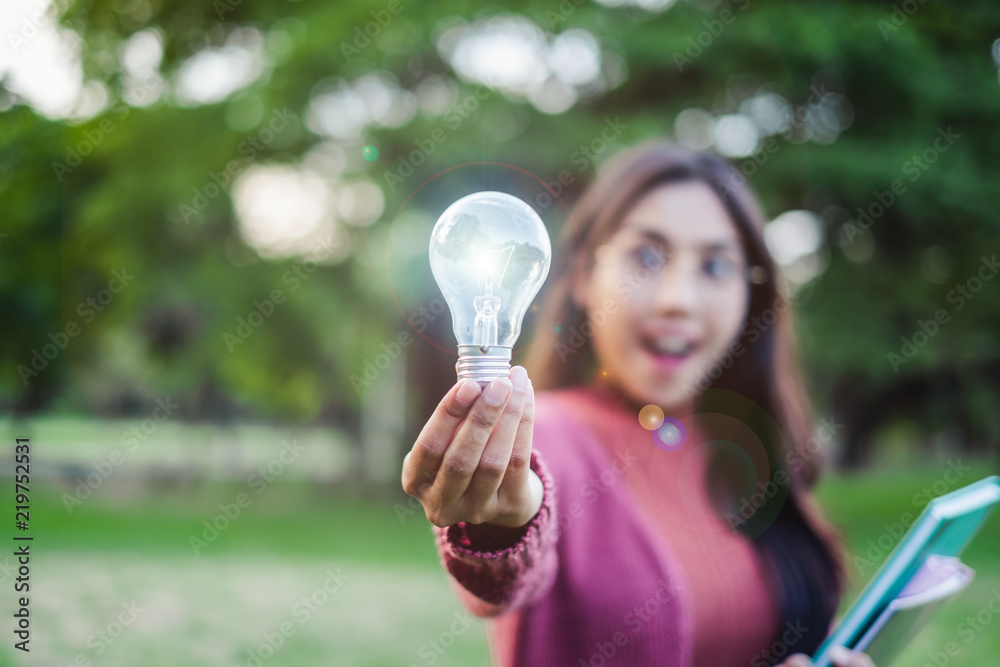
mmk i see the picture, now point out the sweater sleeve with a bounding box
[431,447,559,617]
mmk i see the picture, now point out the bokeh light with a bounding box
[764,209,829,290]
[232,164,342,260]
[712,113,760,158]
[436,16,614,115]
[638,404,664,430]
[653,417,687,452]
[174,27,267,106]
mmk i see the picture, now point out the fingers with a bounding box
[830,646,875,667]
[500,377,535,494]
[777,647,874,667]
[462,366,530,514]
[432,374,513,509]
[401,379,482,496]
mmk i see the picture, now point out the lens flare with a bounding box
[639,404,664,430]
[653,417,687,451]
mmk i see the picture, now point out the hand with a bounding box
[401,365,542,529]
[780,647,875,667]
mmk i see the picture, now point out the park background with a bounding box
[1,0,1000,664]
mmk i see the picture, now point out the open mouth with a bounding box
[641,334,697,357]
[639,334,698,370]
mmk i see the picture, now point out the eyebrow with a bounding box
[630,227,743,252]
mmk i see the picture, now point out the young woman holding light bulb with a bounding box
[401,141,874,667]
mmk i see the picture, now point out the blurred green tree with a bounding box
[2,0,998,463]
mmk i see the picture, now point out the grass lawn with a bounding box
[2,479,490,667]
[1,453,997,666]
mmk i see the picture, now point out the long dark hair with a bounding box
[524,140,845,659]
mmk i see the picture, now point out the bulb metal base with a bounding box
[456,345,512,385]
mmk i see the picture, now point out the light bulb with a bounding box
[429,191,552,384]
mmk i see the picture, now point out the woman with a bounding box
[401,141,873,667]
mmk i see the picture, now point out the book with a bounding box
[811,475,1000,667]
[854,555,974,664]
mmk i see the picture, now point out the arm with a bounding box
[431,448,558,617]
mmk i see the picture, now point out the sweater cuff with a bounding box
[438,448,555,557]
[431,448,558,608]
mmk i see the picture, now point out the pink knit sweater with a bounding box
[432,384,780,667]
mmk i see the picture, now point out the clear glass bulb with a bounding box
[429,191,552,384]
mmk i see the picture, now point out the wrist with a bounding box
[461,470,545,550]
[491,469,544,528]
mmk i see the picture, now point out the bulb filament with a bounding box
[471,244,515,350]
[474,274,500,350]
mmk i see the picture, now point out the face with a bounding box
[575,180,751,413]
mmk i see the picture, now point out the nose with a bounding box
[651,251,700,313]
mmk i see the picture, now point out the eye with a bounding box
[630,244,667,271]
[703,255,737,279]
